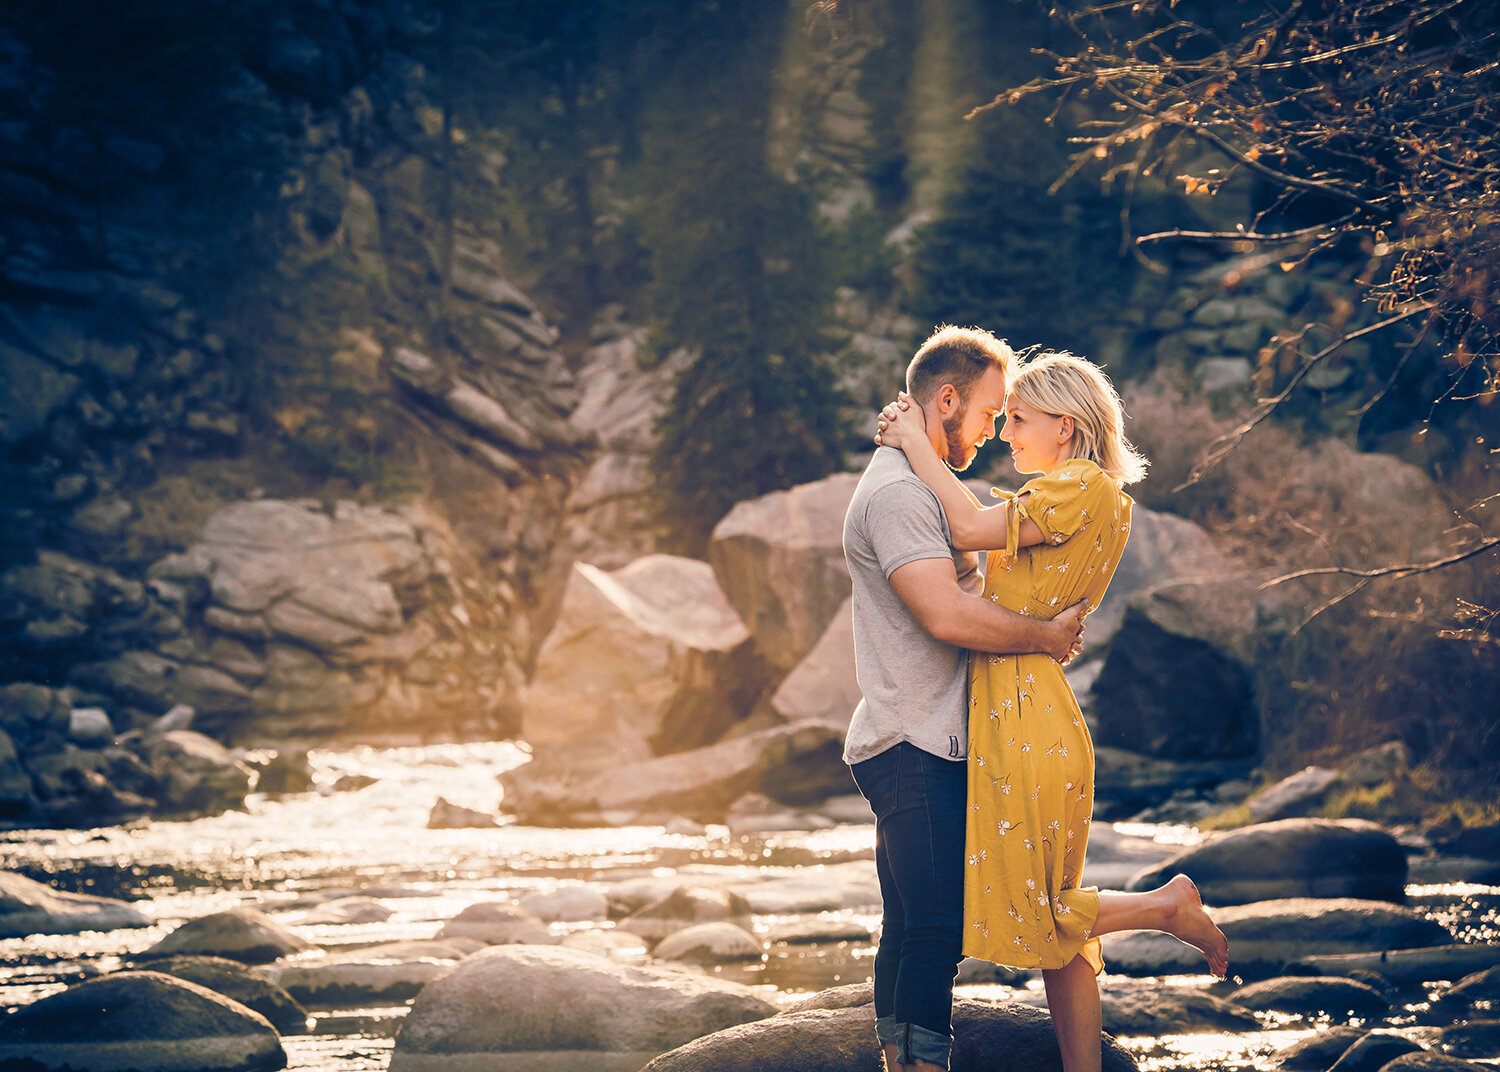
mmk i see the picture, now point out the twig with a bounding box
[1136,213,1360,245]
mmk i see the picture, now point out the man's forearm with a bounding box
[927,590,1051,654]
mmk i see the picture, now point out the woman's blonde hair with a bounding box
[1010,352,1149,485]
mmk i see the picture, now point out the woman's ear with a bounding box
[1058,415,1074,442]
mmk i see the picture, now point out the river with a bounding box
[1,741,1495,1071]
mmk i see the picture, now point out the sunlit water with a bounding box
[1,742,1495,1072]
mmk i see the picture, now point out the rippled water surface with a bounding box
[2,742,1495,1072]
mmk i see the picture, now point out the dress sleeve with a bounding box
[1014,462,1111,547]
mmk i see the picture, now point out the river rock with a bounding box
[709,472,859,672]
[561,930,651,960]
[1326,1033,1425,1072]
[1126,819,1407,904]
[149,955,309,1034]
[265,940,471,1005]
[1093,577,1260,760]
[619,886,755,944]
[1379,1055,1493,1072]
[1092,746,1250,822]
[727,863,882,915]
[1244,766,1342,823]
[1271,1027,1369,1070]
[1439,1022,1500,1060]
[771,917,874,945]
[0,870,152,938]
[522,555,760,768]
[1436,965,1500,1007]
[144,730,254,817]
[501,721,852,826]
[653,921,764,963]
[436,901,555,945]
[68,706,115,746]
[1088,505,1232,646]
[143,906,314,963]
[516,884,609,923]
[427,796,499,829]
[1096,985,1260,1034]
[640,990,1137,1072]
[1230,975,1390,1019]
[1102,897,1449,977]
[0,728,32,815]
[388,944,777,1072]
[252,749,312,796]
[0,971,284,1072]
[295,896,393,925]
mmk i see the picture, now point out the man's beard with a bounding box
[943,407,972,471]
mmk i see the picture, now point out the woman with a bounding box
[877,352,1229,1072]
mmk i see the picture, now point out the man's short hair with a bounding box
[905,325,1017,404]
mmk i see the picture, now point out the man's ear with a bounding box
[934,383,958,415]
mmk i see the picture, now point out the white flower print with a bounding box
[996,819,1017,836]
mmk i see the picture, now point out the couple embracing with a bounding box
[843,326,1230,1072]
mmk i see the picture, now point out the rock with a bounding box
[1338,742,1412,788]
[1089,506,1233,647]
[1271,1027,1368,1070]
[1439,1021,1500,1060]
[1126,819,1408,904]
[653,921,764,963]
[0,870,152,938]
[436,901,555,945]
[426,797,499,829]
[516,885,609,923]
[1445,823,1500,862]
[771,918,874,945]
[149,955,309,1034]
[0,971,284,1072]
[0,728,35,816]
[1102,897,1449,977]
[955,958,1031,985]
[1244,766,1342,823]
[265,940,471,1005]
[443,379,543,452]
[1379,1055,1492,1072]
[1094,985,1259,1035]
[618,887,754,945]
[296,897,393,925]
[501,722,853,826]
[561,930,651,961]
[1436,965,1500,1007]
[68,706,115,746]
[142,906,314,963]
[151,704,196,735]
[1326,1033,1425,1072]
[725,792,830,836]
[522,556,760,768]
[1198,357,1254,392]
[727,863,882,915]
[1093,746,1250,822]
[143,730,254,817]
[252,749,313,796]
[640,991,1138,1072]
[709,472,860,672]
[817,795,873,823]
[769,598,858,728]
[332,773,377,792]
[1230,975,1390,1019]
[388,944,777,1072]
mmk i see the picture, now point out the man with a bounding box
[844,325,1086,1072]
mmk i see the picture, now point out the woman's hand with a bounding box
[874,391,926,449]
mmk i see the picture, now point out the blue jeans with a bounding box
[851,742,966,1068]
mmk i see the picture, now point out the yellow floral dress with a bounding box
[964,458,1132,974]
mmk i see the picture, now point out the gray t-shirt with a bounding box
[842,447,980,765]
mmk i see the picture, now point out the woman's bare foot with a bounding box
[1163,874,1229,979]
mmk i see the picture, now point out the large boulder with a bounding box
[142,907,314,964]
[709,473,859,672]
[264,940,473,1005]
[521,555,761,768]
[501,721,853,826]
[652,922,764,964]
[148,956,309,1034]
[387,944,777,1072]
[0,727,33,816]
[0,870,151,938]
[1092,746,1251,823]
[435,902,555,946]
[1087,506,1231,646]
[1101,898,1449,977]
[769,598,858,728]
[640,989,1138,1072]
[0,971,285,1072]
[143,730,253,817]
[1229,976,1390,1020]
[1093,577,1261,760]
[1126,819,1407,904]
[618,887,755,945]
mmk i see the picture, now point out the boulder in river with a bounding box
[144,730,254,817]
[1270,1026,1369,1070]
[0,971,284,1072]
[1126,818,1407,904]
[0,870,151,938]
[436,901,555,945]
[516,884,609,923]
[1325,1032,1425,1072]
[652,922,764,964]
[709,472,859,672]
[618,886,754,945]
[1229,975,1390,1020]
[522,555,763,769]
[265,939,472,1005]
[142,906,314,964]
[1379,1055,1494,1072]
[388,944,776,1072]
[1439,1021,1500,1061]
[1101,897,1450,977]
[426,796,499,829]
[1243,766,1341,823]
[640,988,1137,1072]
[148,955,309,1035]
[1436,965,1500,1008]
[501,721,852,826]
[769,597,858,729]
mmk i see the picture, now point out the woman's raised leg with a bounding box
[1042,954,1103,1072]
[1091,874,1229,977]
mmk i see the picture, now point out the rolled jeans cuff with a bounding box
[887,1020,952,1068]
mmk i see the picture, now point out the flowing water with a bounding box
[1,742,1495,1072]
